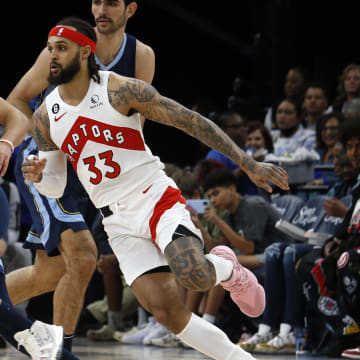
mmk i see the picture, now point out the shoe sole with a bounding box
[238,344,256,352]
[342,354,360,359]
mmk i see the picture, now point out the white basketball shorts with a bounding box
[101,173,203,285]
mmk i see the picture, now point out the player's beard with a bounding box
[96,13,126,35]
[48,52,81,86]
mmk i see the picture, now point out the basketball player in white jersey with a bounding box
[6,1,154,348]
[23,20,289,360]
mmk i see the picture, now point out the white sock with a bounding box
[176,313,254,360]
[279,323,292,337]
[202,313,216,324]
[258,323,271,335]
[205,254,233,285]
[137,307,147,327]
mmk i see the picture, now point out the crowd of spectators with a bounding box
[0,62,360,358]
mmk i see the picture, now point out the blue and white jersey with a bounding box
[95,33,136,77]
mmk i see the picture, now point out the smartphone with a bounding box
[186,199,210,214]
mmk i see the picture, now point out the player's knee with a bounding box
[171,261,215,292]
[165,235,215,292]
[177,271,214,292]
[67,252,97,281]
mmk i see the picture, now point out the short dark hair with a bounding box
[56,17,100,83]
[276,97,303,117]
[203,169,237,193]
[340,117,360,144]
[304,82,330,100]
[124,0,137,5]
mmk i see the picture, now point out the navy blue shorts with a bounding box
[15,137,90,256]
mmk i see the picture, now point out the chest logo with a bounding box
[54,113,67,122]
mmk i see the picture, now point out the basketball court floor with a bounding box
[0,336,341,360]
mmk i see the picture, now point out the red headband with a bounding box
[48,26,96,54]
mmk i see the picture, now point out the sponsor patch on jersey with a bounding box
[52,103,60,114]
[91,94,99,104]
[317,296,340,316]
[337,252,349,269]
[90,94,103,109]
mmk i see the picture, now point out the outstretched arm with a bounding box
[21,104,67,198]
[108,74,289,192]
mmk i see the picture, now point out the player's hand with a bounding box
[245,161,289,193]
[22,155,47,183]
[0,142,13,176]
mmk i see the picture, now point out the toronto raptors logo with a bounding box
[61,116,146,172]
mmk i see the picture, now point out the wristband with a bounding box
[0,139,14,153]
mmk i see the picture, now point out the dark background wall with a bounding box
[3,1,359,167]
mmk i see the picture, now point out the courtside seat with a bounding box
[290,196,328,231]
[272,195,305,222]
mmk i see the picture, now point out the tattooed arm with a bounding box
[108,73,289,192]
[30,104,58,152]
[22,103,67,198]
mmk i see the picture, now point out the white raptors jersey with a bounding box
[45,71,164,208]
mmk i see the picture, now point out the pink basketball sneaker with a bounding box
[210,245,265,317]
